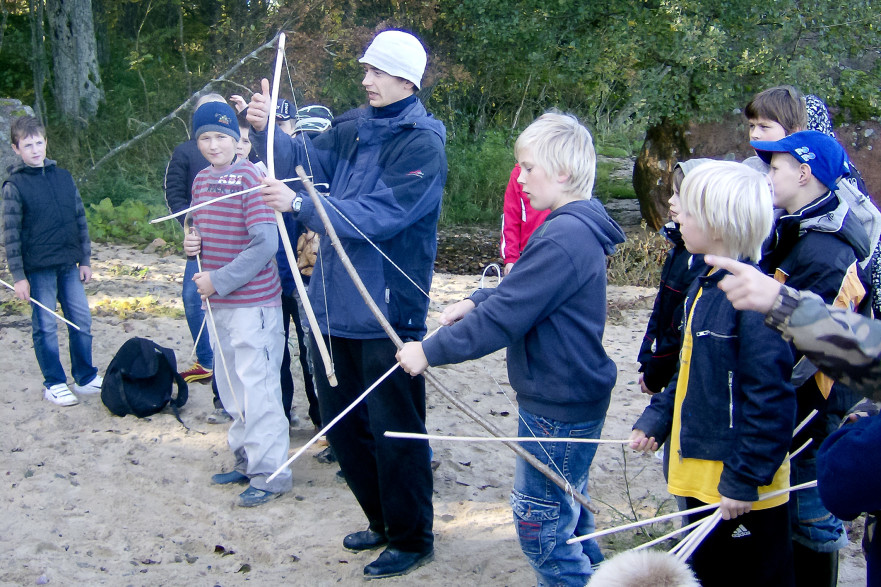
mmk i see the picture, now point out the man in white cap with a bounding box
[247,29,444,579]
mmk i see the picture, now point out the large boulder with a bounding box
[0,99,35,183]
[634,111,881,228]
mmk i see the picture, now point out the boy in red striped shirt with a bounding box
[183,101,291,507]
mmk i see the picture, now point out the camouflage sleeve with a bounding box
[765,285,881,401]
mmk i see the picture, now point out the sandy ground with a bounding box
[0,242,867,586]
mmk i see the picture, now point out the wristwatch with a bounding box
[290,195,303,214]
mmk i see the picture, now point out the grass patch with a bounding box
[595,160,636,201]
[104,264,151,279]
[595,145,631,158]
[92,295,182,319]
[0,296,29,317]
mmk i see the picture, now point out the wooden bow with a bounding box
[267,32,337,386]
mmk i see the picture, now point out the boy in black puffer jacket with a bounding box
[2,115,102,407]
[637,158,711,396]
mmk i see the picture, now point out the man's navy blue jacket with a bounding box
[253,98,446,340]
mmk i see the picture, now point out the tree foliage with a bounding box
[0,0,877,223]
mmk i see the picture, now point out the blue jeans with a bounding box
[27,264,97,387]
[183,257,213,368]
[511,409,606,587]
[790,456,848,552]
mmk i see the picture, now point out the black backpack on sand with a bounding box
[101,337,188,423]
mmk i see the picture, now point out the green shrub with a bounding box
[595,145,631,158]
[87,197,182,252]
[442,130,513,226]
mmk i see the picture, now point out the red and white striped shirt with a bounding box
[191,159,281,307]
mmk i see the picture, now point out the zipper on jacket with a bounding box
[727,371,734,428]
[385,287,390,304]
[694,330,736,339]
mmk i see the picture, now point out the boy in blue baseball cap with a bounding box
[752,129,870,584]
[752,130,852,216]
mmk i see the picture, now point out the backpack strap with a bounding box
[169,369,189,425]
[157,344,190,428]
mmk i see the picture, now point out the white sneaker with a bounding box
[73,375,103,395]
[44,383,79,406]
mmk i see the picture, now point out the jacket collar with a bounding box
[696,267,727,288]
[7,158,56,176]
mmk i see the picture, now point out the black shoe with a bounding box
[314,446,337,464]
[343,529,388,552]
[363,547,433,579]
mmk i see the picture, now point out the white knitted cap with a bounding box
[358,30,427,89]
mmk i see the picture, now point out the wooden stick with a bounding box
[266,325,443,481]
[149,176,308,224]
[569,502,718,545]
[295,166,600,515]
[793,409,818,437]
[674,510,722,561]
[0,277,82,331]
[568,480,817,544]
[185,214,244,419]
[633,517,706,552]
[669,513,710,556]
[268,361,400,482]
[266,33,336,387]
[83,34,279,180]
[590,409,820,548]
[384,431,631,444]
[187,314,207,362]
[787,438,812,462]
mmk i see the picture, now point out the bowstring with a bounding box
[321,197,432,300]
[480,364,573,495]
[281,47,335,367]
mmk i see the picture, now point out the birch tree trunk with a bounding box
[45,0,103,123]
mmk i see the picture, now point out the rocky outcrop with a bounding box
[0,99,36,183]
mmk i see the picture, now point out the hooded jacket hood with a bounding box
[550,197,626,255]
